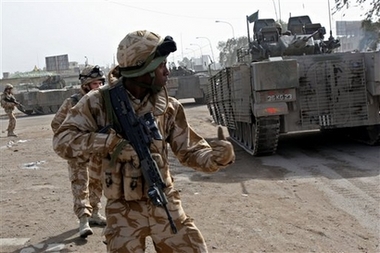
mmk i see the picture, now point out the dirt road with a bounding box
[0,100,379,253]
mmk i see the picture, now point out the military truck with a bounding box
[167,67,209,104]
[14,75,80,115]
[206,15,380,155]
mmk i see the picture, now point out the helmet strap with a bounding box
[149,71,163,94]
[132,71,162,94]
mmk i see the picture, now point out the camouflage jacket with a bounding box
[51,93,83,133]
[53,85,221,190]
[0,93,17,111]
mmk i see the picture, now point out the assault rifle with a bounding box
[3,96,25,111]
[108,81,177,234]
[4,96,20,105]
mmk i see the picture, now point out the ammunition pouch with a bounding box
[102,153,165,201]
[123,163,144,201]
[101,158,123,200]
[102,158,144,201]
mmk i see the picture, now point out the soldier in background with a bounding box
[53,30,235,252]
[51,65,107,238]
[1,83,19,137]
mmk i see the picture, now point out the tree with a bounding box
[359,19,380,50]
[217,36,248,67]
[175,57,192,70]
[333,0,379,20]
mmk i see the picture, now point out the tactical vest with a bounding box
[99,84,140,200]
[98,84,169,201]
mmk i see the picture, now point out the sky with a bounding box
[0,0,369,75]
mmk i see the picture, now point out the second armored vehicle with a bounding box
[167,67,209,104]
[14,75,80,115]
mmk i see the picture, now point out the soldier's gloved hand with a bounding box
[209,126,235,166]
[105,128,124,154]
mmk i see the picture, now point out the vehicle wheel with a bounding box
[227,127,236,139]
[50,105,59,113]
[251,119,259,155]
[242,122,249,147]
[34,106,50,115]
[42,106,51,114]
[194,93,206,104]
[34,107,43,114]
[251,116,280,156]
[236,122,243,142]
[244,122,253,150]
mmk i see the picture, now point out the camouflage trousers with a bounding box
[5,110,16,132]
[103,189,208,253]
[68,155,103,218]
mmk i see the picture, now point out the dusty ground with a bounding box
[0,101,379,253]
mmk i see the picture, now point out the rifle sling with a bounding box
[100,85,122,134]
[100,84,125,165]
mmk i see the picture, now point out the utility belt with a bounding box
[101,154,167,201]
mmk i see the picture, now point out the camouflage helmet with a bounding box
[79,65,105,88]
[117,30,177,78]
[5,83,13,89]
[4,83,13,92]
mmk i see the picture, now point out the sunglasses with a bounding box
[79,65,104,79]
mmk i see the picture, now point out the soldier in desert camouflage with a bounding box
[1,83,19,137]
[53,30,235,252]
[51,65,106,238]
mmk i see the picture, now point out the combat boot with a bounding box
[79,215,93,238]
[89,210,107,226]
[7,131,17,137]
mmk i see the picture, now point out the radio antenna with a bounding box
[328,0,333,37]
[272,0,278,20]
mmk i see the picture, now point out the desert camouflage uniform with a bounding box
[53,85,232,252]
[51,94,103,218]
[0,93,17,134]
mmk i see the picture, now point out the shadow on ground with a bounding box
[11,229,89,253]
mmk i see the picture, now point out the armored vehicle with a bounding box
[14,75,80,115]
[206,15,380,156]
[167,67,209,104]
